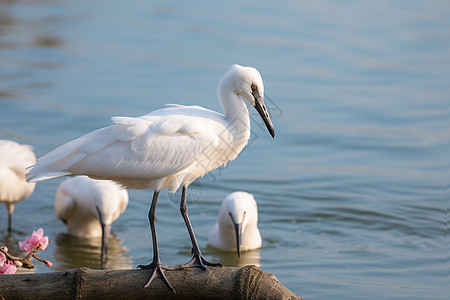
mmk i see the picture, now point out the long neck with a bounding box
[218,88,251,144]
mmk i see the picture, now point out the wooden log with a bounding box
[0,265,301,299]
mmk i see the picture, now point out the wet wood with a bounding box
[0,265,301,300]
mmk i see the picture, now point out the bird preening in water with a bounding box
[0,140,36,232]
[26,64,275,292]
[208,191,262,257]
[55,176,129,256]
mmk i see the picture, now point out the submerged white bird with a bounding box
[0,140,36,231]
[55,176,129,255]
[26,64,275,292]
[208,191,262,257]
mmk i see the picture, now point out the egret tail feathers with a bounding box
[26,170,71,183]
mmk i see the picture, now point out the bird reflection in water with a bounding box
[207,247,261,268]
[52,232,132,271]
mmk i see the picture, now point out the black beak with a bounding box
[96,206,110,257]
[252,90,275,138]
[101,223,111,257]
[234,222,242,257]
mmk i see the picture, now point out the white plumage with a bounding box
[26,64,275,291]
[208,191,262,256]
[0,140,36,231]
[26,65,274,191]
[55,176,129,254]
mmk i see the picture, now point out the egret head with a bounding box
[219,191,259,257]
[92,180,128,256]
[220,64,275,138]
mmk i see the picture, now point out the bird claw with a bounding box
[138,262,175,271]
[180,253,222,270]
[138,262,175,293]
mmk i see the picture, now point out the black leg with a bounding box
[179,185,221,270]
[7,213,12,232]
[6,204,14,232]
[137,191,175,292]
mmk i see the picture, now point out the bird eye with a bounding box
[251,84,257,90]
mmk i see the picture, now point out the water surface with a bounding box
[0,1,448,299]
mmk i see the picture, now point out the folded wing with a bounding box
[26,107,225,190]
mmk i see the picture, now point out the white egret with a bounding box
[0,140,36,231]
[208,191,262,257]
[26,64,275,292]
[55,176,129,256]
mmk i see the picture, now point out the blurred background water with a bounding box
[0,0,448,299]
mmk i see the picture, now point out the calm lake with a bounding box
[0,1,448,299]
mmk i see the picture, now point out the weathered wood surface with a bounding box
[0,265,301,300]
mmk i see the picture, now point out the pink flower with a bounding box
[19,228,49,253]
[0,252,5,267]
[0,261,17,274]
[0,246,7,267]
[45,260,53,267]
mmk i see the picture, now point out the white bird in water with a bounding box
[0,140,36,231]
[55,176,129,256]
[208,191,262,257]
[26,64,275,292]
